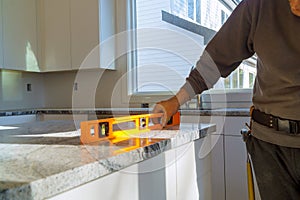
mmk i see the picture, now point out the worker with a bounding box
[153,0,300,199]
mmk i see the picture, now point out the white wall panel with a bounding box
[0,0,3,69]
[2,0,38,71]
[40,0,71,71]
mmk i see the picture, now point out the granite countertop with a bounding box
[0,108,250,117]
[0,120,216,200]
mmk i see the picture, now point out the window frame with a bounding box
[123,0,254,109]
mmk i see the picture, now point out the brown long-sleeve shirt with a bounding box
[183,0,300,147]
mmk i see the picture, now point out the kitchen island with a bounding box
[0,119,216,200]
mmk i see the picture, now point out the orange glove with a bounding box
[152,96,180,127]
[152,88,191,127]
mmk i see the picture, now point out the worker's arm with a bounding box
[153,0,256,127]
[152,88,190,127]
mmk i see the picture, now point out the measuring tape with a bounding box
[80,112,180,144]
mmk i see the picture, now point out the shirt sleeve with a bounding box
[182,0,256,98]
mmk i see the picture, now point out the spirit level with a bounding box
[80,112,180,144]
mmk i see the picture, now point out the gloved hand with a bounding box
[289,0,300,17]
[152,96,180,127]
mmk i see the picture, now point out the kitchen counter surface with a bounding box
[0,120,215,200]
[0,107,250,117]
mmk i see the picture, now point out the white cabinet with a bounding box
[137,150,175,200]
[0,0,3,69]
[1,0,114,72]
[181,114,251,199]
[70,0,99,70]
[224,136,248,200]
[49,138,213,200]
[224,117,249,200]
[2,0,39,71]
[181,115,226,200]
[137,139,213,200]
[176,142,202,200]
[49,164,139,200]
[210,134,225,200]
[39,0,108,71]
[164,148,177,200]
[38,0,71,71]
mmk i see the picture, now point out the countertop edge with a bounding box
[0,108,250,117]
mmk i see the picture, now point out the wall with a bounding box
[43,66,130,109]
[0,69,45,110]
[0,67,132,110]
[0,54,133,110]
[42,70,77,109]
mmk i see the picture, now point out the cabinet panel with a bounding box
[164,149,177,200]
[225,136,248,200]
[224,117,250,199]
[49,140,216,200]
[49,164,139,200]
[181,115,225,136]
[138,152,168,200]
[210,135,225,200]
[194,137,215,200]
[224,116,250,136]
[2,0,39,71]
[99,0,116,69]
[70,0,99,69]
[0,0,3,68]
[176,142,200,200]
[40,0,71,71]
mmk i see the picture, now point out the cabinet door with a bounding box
[224,117,249,200]
[39,0,71,71]
[70,0,99,69]
[2,0,39,71]
[176,142,201,200]
[210,135,225,200]
[0,0,3,69]
[225,136,248,200]
[49,164,139,200]
[165,149,177,200]
[138,152,168,200]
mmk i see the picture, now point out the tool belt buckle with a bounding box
[273,118,299,135]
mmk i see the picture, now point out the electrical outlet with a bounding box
[26,83,32,92]
[74,82,78,91]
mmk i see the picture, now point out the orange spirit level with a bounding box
[80,112,180,144]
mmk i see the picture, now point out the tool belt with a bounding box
[252,109,300,134]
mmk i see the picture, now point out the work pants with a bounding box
[246,136,300,200]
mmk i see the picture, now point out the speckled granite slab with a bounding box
[0,108,250,117]
[0,120,215,200]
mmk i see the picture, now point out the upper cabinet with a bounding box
[38,0,71,71]
[0,0,116,72]
[38,0,110,71]
[70,0,100,70]
[0,0,3,69]
[99,0,116,70]
[2,0,39,72]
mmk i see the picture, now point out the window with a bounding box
[127,0,255,107]
[221,10,228,25]
[188,0,201,23]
